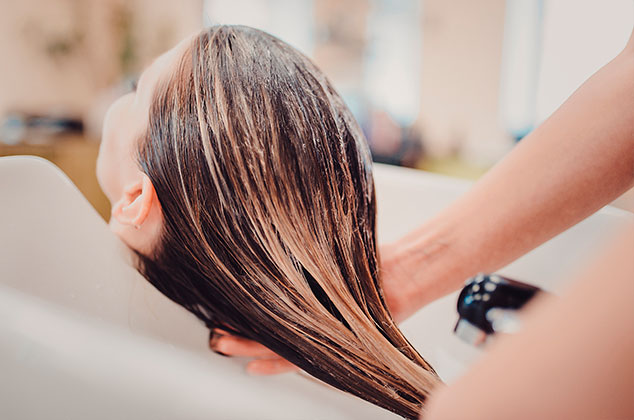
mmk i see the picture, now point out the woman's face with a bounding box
[96,34,195,253]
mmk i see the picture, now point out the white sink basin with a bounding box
[1,156,632,419]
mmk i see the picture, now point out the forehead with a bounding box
[96,34,198,198]
[138,33,197,100]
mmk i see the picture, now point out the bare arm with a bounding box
[424,226,634,420]
[383,36,634,321]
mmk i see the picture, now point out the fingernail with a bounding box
[209,331,230,356]
[209,329,224,349]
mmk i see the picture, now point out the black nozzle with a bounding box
[454,274,541,345]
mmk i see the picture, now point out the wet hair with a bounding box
[135,25,439,419]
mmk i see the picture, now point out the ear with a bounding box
[111,175,157,229]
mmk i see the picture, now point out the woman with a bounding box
[97,25,439,419]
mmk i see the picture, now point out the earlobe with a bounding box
[111,175,157,229]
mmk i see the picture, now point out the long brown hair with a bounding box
[135,25,439,419]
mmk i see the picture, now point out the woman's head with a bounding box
[98,25,438,418]
[96,34,199,254]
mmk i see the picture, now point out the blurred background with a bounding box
[0,0,632,220]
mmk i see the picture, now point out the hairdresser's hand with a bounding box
[378,243,416,323]
[209,329,298,375]
[208,244,410,375]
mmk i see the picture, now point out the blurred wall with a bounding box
[1,0,510,164]
[0,0,117,118]
[312,0,369,93]
[0,0,203,220]
[0,0,202,121]
[417,0,511,163]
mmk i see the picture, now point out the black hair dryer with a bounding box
[454,273,542,346]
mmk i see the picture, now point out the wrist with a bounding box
[384,218,480,319]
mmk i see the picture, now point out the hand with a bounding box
[209,244,411,375]
[377,242,416,323]
[209,329,298,375]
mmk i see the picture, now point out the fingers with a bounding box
[246,358,298,375]
[209,331,278,358]
[209,329,299,375]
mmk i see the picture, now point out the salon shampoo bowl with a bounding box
[1,156,632,420]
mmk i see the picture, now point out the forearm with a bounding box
[385,44,634,318]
